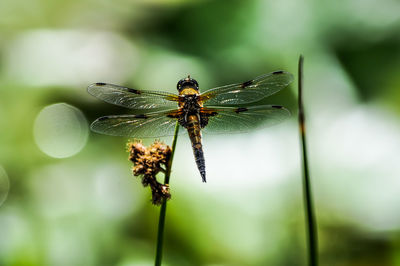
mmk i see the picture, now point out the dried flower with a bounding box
[128,140,172,205]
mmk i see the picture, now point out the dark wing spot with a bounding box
[95,82,107,86]
[134,114,148,119]
[167,112,181,118]
[272,71,284,75]
[240,80,253,88]
[272,105,283,109]
[234,107,248,113]
[98,116,109,121]
[202,111,218,117]
[127,88,141,94]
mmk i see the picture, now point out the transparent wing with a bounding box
[87,83,179,110]
[200,71,293,106]
[201,105,290,134]
[90,110,184,138]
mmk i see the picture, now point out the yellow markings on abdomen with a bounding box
[186,114,206,182]
[187,115,202,146]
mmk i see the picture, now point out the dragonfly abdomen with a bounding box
[186,115,206,182]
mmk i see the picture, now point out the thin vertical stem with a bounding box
[155,122,180,266]
[298,55,318,266]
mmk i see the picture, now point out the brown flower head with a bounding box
[127,140,172,205]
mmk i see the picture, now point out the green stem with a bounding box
[155,122,180,266]
[298,55,318,266]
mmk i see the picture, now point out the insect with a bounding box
[88,71,293,182]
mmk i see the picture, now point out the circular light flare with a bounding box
[33,103,89,158]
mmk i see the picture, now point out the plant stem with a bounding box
[298,55,318,266]
[155,122,180,266]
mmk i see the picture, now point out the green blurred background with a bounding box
[1,0,400,265]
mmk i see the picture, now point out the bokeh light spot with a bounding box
[34,103,88,158]
[0,166,10,207]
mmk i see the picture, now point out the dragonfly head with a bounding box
[177,75,199,92]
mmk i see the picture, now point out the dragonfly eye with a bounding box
[177,77,199,91]
[177,79,184,91]
[192,79,199,89]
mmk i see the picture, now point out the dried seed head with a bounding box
[161,184,170,197]
[128,141,146,163]
[127,140,172,205]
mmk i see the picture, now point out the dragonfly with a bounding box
[88,71,293,182]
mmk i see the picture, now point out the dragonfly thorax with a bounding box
[182,94,201,114]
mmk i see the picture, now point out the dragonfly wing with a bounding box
[88,83,179,110]
[90,110,184,138]
[201,105,290,134]
[200,71,293,105]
